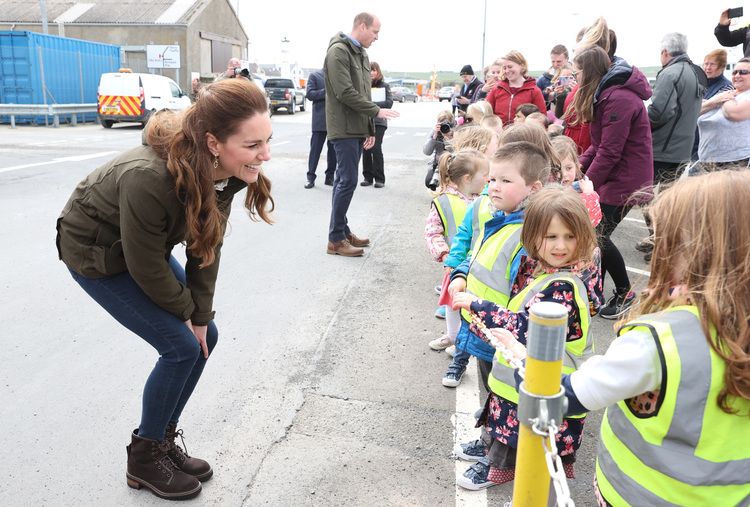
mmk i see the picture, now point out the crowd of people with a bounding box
[54,8,750,505]
[422,11,750,504]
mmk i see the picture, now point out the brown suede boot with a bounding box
[346,232,370,247]
[326,239,364,257]
[126,430,202,500]
[165,423,213,482]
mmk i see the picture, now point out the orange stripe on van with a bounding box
[98,95,142,116]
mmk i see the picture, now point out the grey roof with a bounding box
[0,0,206,24]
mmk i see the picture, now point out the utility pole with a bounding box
[39,0,49,34]
[480,0,487,71]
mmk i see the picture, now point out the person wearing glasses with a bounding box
[691,49,734,160]
[697,58,750,166]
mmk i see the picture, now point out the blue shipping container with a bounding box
[0,31,120,124]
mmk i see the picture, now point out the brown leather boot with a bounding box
[165,423,213,482]
[126,430,202,500]
[346,232,370,247]
[326,239,364,257]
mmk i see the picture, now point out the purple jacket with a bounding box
[580,59,654,206]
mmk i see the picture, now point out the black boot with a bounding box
[165,423,213,482]
[126,430,202,500]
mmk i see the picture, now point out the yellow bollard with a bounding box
[511,302,568,507]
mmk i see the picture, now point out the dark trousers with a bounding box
[307,131,336,183]
[362,125,387,184]
[451,347,492,393]
[68,256,218,441]
[653,160,682,186]
[329,138,363,242]
[597,203,631,292]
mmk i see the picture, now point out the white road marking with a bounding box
[0,151,119,174]
[453,356,488,506]
[414,132,426,136]
[271,141,290,147]
[626,266,651,276]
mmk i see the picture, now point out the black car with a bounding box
[391,86,419,103]
[264,78,306,114]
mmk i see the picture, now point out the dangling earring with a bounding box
[213,154,219,169]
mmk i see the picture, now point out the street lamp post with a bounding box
[481,0,487,71]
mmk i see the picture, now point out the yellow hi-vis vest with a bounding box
[470,195,493,252]
[596,305,750,506]
[432,193,468,245]
[487,272,593,418]
[461,223,523,323]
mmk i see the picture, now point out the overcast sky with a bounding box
[235,1,745,73]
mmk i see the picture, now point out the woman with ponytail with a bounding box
[56,78,273,500]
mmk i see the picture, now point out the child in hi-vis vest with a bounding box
[452,185,602,490]
[425,149,488,352]
[494,170,750,505]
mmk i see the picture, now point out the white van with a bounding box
[97,70,191,128]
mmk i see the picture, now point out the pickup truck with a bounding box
[264,78,306,115]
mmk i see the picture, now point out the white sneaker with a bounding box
[445,345,456,357]
[428,334,452,351]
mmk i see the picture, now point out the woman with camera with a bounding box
[423,110,455,190]
[56,79,274,500]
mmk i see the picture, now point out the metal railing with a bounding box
[0,103,98,128]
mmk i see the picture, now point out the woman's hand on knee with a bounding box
[185,320,209,358]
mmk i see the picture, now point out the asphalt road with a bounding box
[0,101,652,506]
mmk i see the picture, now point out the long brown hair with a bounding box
[632,170,750,414]
[522,185,596,268]
[146,78,273,267]
[565,45,610,125]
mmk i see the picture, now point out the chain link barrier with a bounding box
[469,312,526,379]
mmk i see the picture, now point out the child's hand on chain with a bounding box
[489,328,526,359]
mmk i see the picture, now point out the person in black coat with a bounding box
[456,64,483,112]
[305,69,337,188]
[715,8,750,57]
[361,62,393,187]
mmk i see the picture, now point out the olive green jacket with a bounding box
[56,144,246,325]
[323,32,379,139]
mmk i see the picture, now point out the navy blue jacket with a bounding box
[306,70,327,132]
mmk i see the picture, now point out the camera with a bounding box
[439,121,452,134]
[233,66,250,78]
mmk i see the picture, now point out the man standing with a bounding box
[455,65,482,112]
[536,44,569,107]
[649,33,706,184]
[304,69,336,188]
[324,12,399,257]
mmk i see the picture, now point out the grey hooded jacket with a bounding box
[648,54,707,163]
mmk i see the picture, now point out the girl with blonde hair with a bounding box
[453,185,602,489]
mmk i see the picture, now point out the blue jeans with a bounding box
[329,137,363,242]
[68,256,218,441]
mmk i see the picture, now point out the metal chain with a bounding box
[469,312,526,378]
[534,421,575,507]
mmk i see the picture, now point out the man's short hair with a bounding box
[353,12,375,28]
[661,33,688,56]
[550,44,569,59]
[492,141,550,185]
